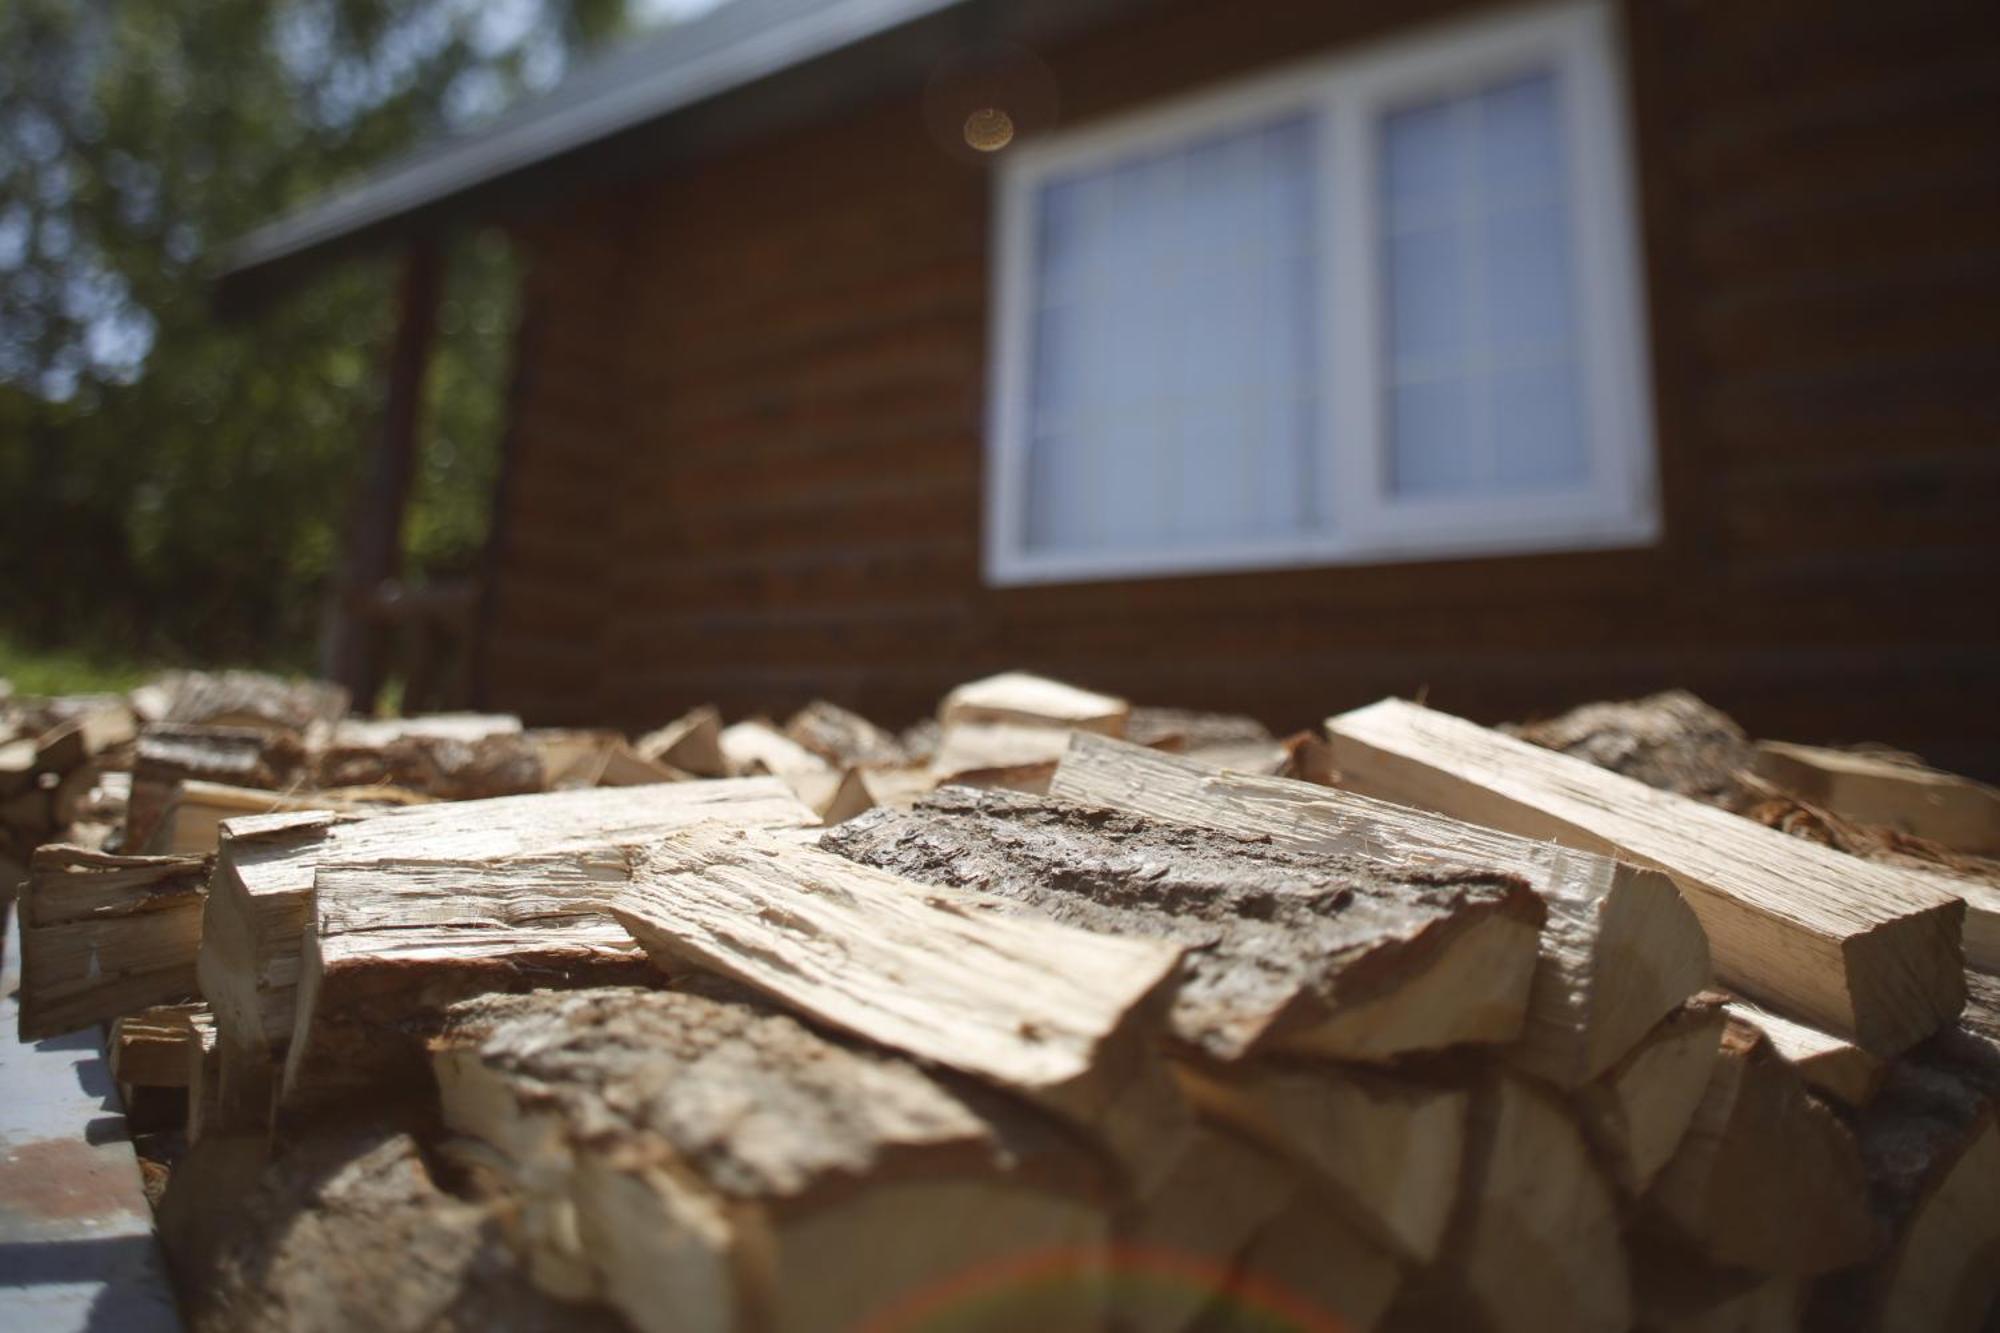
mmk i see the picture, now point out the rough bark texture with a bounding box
[615,826,1191,1192]
[1506,690,1757,809]
[822,786,1542,1061]
[433,986,1108,1333]
[1052,733,1707,1087]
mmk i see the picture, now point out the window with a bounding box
[986,1,1656,585]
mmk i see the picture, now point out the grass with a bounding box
[0,629,160,697]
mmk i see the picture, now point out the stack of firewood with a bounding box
[10,670,2000,1333]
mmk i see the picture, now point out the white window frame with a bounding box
[984,0,1659,586]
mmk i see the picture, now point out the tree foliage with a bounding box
[0,0,630,666]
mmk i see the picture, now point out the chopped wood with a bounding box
[613,826,1192,1189]
[160,669,348,735]
[939,670,1130,736]
[1755,740,2000,855]
[1326,698,1965,1055]
[1573,1000,1726,1193]
[822,786,1544,1062]
[17,844,210,1040]
[1646,1015,1876,1274]
[784,699,907,768]
[1630,1236,1802,1333]
[176,1118,623,1333]
[1113,1125,1295,1333]
[1217,1191,1402,1333]
[432,986,1111,1333]
[152,779,427,856]
[1506,690,1757,808]
[1123,706,1270,754]
[282,852,654,1110]
[858,763,939,811]
[717,718,855,816]
[196,778,818,1065]
[1837,1048,2000,1332]
[1052,733,1708,1087]
[1440,1073,1631,1333]
[928,720,1069,791]
[187,1010,222,1143]
[323,713,522,747]
[311,728,545,800]
[126,722,308,851]
[1276,730,1337,785]
[1175,1059,1466,1263]
[111,1002,204,1088]
[1725,997,1886,1106]
[632,704,726,776]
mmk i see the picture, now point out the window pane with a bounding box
[1380,70,1591,499]
[1022,113,1321,556]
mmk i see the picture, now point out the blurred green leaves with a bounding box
[0,0,631,667]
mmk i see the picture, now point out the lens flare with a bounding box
[963,107,1016,153]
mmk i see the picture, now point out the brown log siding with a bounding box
[482,0,2000,775]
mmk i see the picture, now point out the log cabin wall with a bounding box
[480,0,2000,776]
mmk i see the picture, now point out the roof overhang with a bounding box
[215,0,1156,312]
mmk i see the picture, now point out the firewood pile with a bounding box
[7,668,2000,1333]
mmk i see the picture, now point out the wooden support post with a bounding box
[322,239,443,710]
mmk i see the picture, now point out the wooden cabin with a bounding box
[222,0,2000,775]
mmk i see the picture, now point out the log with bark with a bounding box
[1050,733,1709,1088]
[613,826,1192,1190]
[822,786,1545,1063]
[431,986,1112,1333]
[195,778,818,1133]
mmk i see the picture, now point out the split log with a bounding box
[175,1118,621,1333]
[1214,1191,1402,1333]
[1123,707,1269,754]
[1113,1126,1295,1333]
[432,986,1111,1333]
[1573,1000,1725,1193]
[1175,1059,1466,1263]
[1326,699,1965,1055]
[17,844,210,1039]
[1725,998,1886,1106]
[187,1010,222,1143]
[110,1002,204,1088]
[1630,1237,1802,1333]
[1755,740,2000,855]
[929,721,1071,791]
[160,669,348,735]
[858,764,940,811]
[1506,690,1756,808]
[1438,1073,1631,1333]
[126,723,308,851]
[633,704,726,776]
[196,778,817,1060]
[613,827,1191,1189]
[322,713,521,746]
[717,718,854,816]
[939,670,1129,736]
[784,700,907,768]
[311,728,545,800]
[1839,1047,2000,1332]
[1646,1015,1876,1274]
[822,787,1544,1062]
[1052,734,1707,1087]
[283,853,655,1110]
[152,779,427,856]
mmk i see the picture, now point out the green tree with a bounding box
[0,0,629,667]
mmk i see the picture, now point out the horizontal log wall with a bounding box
[482,0,2000,776]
